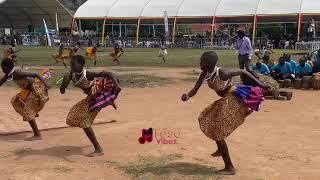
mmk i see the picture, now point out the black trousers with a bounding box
[238,54,250,71]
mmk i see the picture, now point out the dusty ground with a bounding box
[0,86,319,180]
[0,68,319,179]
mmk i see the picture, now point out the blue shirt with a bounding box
[271,62,292,75]
[295,63,313,76]
[235,36,253,58]
[288,60,298,74]
[252,63,270,75]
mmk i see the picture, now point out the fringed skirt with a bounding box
[198,86,263,141]
[11,81,49,122]
[66,96,100,128]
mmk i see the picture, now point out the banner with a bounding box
[163,11,169,46]
[43,18,52,46]
[71,19,79,36]
[55,13,59,36]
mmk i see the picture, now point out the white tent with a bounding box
[0,0,72,29]
[74,0,320,18]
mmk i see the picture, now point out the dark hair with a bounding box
[278,56,284,63]
[72,55,86,66]
[236,30,245,36]
[200,51,218,68]
[299,56,307,64]
[1,58,14,70]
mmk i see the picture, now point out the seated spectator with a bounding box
[295,57,313,78]
[313,49,320,72]
[271,57,294,81]
[252,61,270,75]
[283,53,298,75]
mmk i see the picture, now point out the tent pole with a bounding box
[136,18,141,47]
[211,16,215,48]
[70,18,75,35]
[101,18,107,46]
[172,17,177,46]
[79,19,82,32]
[252,15,258,48]
[297,13,302,41]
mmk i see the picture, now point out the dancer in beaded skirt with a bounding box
[60,55,121,157]
[0,58,50,141]
[181,51,270,175]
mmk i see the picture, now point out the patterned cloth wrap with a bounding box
[89,77,121,112]
[234,85,264,112]
[18,68,52,104]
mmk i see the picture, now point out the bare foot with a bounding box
[24,136,42,141]
[112,102,117,110]
[211,150,221,157]
[86,150,104,157]
[216,168,236,175]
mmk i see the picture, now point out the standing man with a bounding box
[235,30,253,71]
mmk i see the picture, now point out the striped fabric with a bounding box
[89,77,121,112]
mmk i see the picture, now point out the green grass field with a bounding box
[0,46,305,88]
[1,46,302,68]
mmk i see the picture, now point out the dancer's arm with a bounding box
[60,72,72,94]
[220,68,270,90]
[181,71,206,101]
[15,71,49,88]
[0,75,8,86]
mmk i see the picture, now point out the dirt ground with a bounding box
[0,79,320,179]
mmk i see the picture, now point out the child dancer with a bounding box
[52,44,69,69]
[158,45,168,63]
[110,44,124,65]
[60,55,121,157]
[181,51,270,175]
[85,45,98,66]
[0,58,50,141]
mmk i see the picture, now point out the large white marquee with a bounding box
[74,0,320,19]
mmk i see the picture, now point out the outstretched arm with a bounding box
[0,75,8,86]
[15,71,48,88]
[60,72,72,94]
[181,71,206,101]
[219,68,270,90]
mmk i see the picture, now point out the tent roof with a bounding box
[0,0,72,29]
[74,0,320,19]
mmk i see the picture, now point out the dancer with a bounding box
[52,44,69,69]
[60,55,121,157]
[158,45,168,63]
[4,46,20,63]
[110,44,124,65]
[0,58,50,141]
[181,51,270,175]
[85,45,98,66]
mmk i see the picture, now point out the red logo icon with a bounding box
[138,128,153,144]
